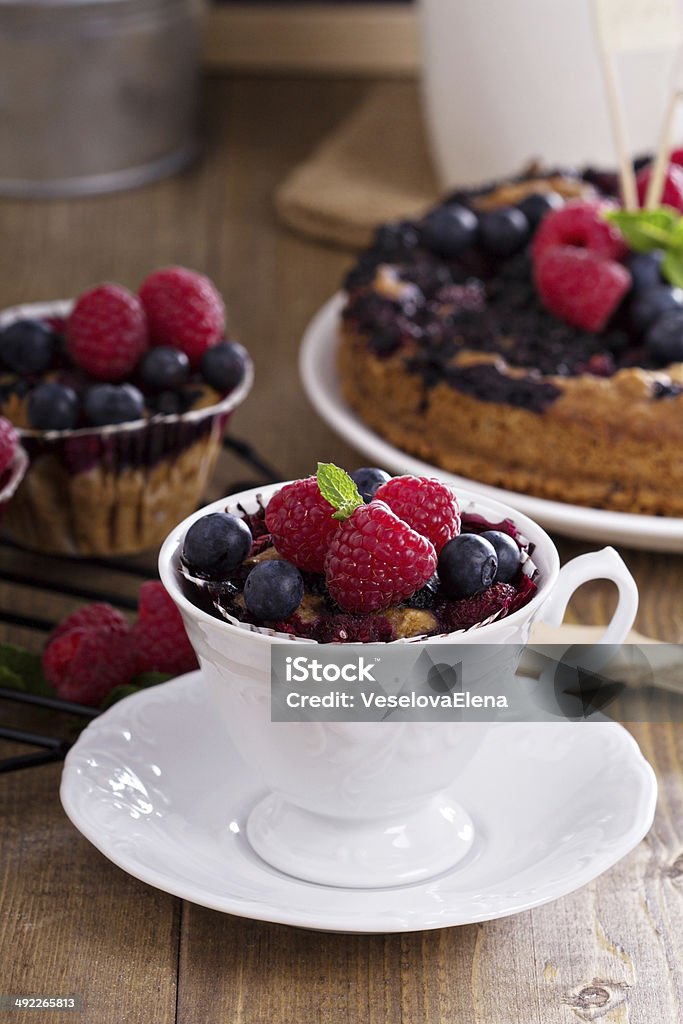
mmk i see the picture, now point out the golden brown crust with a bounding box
[339,323,683,516]
[3,433,223,556]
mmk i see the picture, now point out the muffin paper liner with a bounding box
[177,491,538,644]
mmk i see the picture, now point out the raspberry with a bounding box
[66,283,148,381]
[440,581,517,631]
[265,477,340,573]
[0,417,18,476]
[532,201,627,263]
[50,602,130,642]
[534,246,631,332]
[139,267,225,367]
[324,501,437,613]
[42,618,135,706]
[132,581,198,677]
[636,163,683,211]
[374,475,460,552]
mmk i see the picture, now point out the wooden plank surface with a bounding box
[0,76,682,1024]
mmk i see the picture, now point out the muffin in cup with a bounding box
[0,268,253,556]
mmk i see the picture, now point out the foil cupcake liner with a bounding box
[0,299,253,556]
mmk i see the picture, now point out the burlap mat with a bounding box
[275,82,440,249]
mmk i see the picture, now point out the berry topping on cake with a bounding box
[324,499,437,613]
[636,163,683,212]
[139,347,191,391]
[628,250,664,293]
[645,311,683,365]
[481,530,522,583]
[132,581,199,677]
[532,201,627,262]
[0,319,57,375]
[534,246,631,331]
[27,381,79,431]
[67,283,148,381]
[183,511,253,579]
[265,475,340,573]
[139,266,225,366]
[83,382,145,426]
[478,207,530,257]
[437,534,498,598]
[350,466,391,503]
[200,340,249,392]
[0,417,19,475]
[244,560,305,620]
[517,190,563,228]
[630,284,683,334]
[419,204,478,257]
[373,474,460,552]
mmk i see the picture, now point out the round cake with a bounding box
[339,163,683,516]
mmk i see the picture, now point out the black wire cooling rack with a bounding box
[0,435,281,774]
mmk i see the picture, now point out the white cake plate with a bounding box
[299,293,683,552]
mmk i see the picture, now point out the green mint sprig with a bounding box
[316,462,363,521]
[605,207,683,287]
[0,642,171,711]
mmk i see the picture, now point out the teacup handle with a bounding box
[538,546,638,645]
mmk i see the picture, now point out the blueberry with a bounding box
[244,560,304,620]
[419,205,478,257]
[200,341,249,393]
[478,207,530,257]
[628,251,664,294]
[372,221,420,257]
[182,511,253,579]
[140,347,190,391]
[481,530,522,583]
[631,285,683,334]
[517,191,563,229]
[437,534,498,598]
[0,319,56,375]
[646,311,683,364]
[350,466,391,502]
[83,383,145,426]
[27,381,79,431]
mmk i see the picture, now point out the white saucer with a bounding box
[299,293,683,552]
[60,672,657,933]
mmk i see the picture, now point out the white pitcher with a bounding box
[420,0,683,188]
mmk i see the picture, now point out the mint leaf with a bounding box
[605,208,676,252]
[0,643,54,696]
[100,671,173,710]
[316,462,363,521]
[662,249,683,288]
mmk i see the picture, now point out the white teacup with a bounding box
[159,483,638,888]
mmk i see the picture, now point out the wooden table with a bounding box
[1,76,682,1024]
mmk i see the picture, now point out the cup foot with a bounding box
[246,792,475,888]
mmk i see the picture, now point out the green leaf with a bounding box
[662,249,683,288]
[316,462,363,522]
[604,208,677,252]
[0,643,54,696]
[100,672,173,710]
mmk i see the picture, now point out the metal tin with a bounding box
[0,0,202,197]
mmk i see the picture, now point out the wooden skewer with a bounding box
[646,46,683,208]
[598,45,639,209]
